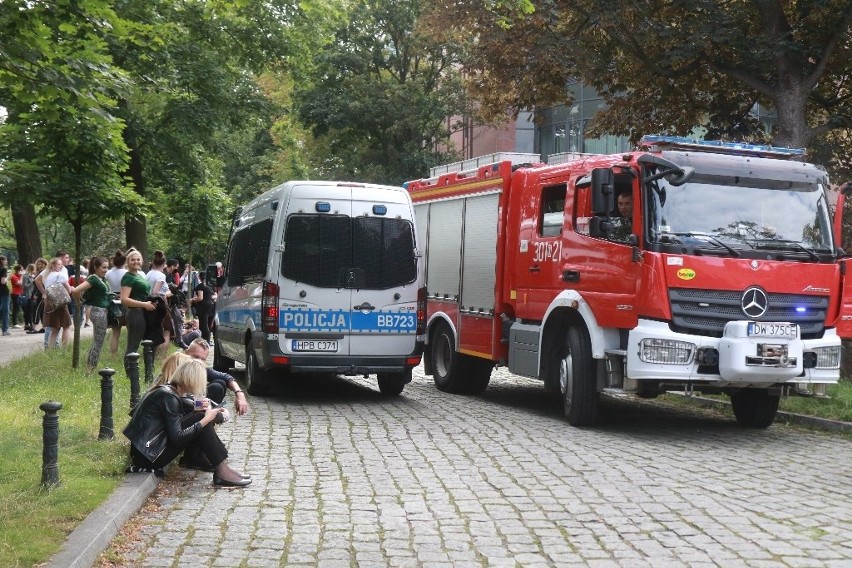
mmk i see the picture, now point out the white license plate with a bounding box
[747,322,798,338]
[291,340,338,352]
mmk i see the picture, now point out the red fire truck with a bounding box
[406,136,845,428]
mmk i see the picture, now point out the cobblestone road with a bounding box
[108,366,852,567]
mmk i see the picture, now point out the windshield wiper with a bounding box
[660,232,741,257]
[752,239,820,261]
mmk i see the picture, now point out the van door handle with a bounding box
[529,265,540,273]
[354,302,375,311]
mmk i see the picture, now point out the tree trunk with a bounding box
[72,217,83,370]
[771,87,811,149]
[123,124,148,258]
[11,202,42,265]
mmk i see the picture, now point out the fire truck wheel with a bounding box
[431,322,467,393]
[558,326,598,426]
[462,358,493,394]
[730,389,779,428]
[245,347,271,397]
[377,371,409,396]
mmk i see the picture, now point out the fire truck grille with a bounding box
[669,288,828,339]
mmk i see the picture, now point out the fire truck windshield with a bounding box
[645,172,834,259]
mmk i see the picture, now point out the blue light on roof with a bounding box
[373,205,388,215]
[315,202,331,212]
[640,135,805,157]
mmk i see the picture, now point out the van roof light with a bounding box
[315,202,331,213]
[372,205,387,215]
[640,135,805,158]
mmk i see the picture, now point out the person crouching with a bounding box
[122,358,251,487]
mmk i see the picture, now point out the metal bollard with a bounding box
[98,368,116,440]
[124,352,141,410]
[141,339,154,384]
[40,401,62,488]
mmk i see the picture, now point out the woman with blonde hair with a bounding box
[123,359,251,486]
[38,257,74,349]
[120,249,157,355]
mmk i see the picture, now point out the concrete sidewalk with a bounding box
[0,323,97,363]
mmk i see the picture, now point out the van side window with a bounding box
[282,214,417,290]
[227,218,273,285]
[540,185,566,237]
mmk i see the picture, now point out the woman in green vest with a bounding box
[72,256,110,373]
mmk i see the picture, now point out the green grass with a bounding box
[778,380,852,422]
[0,341,135,568]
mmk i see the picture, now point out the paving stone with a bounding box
[108,366,852,567]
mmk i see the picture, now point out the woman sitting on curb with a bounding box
[123,358,250,487]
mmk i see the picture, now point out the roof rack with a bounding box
[640,135,805,158]
[429,152,541,178]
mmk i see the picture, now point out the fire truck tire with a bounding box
[245,347,271,397]
[730,389,779,428]
[462,358,493,394]
[377,370,410,396]
[558,326,598,426]
[431,322,467,393]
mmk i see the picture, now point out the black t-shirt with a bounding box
[0,266,8,297]
[194,282,213,306]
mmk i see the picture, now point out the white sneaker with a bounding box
[13,325,21,329]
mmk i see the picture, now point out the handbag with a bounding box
[107,293,124,321]
[44,282,71,311]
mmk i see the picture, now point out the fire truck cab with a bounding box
[407,136,844,428]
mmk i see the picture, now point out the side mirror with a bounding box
[589,216,612,238]
[591,168,614,215]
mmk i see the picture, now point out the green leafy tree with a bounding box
[425,0,852,149]
[297,0,469,184]
[0,0,130,263]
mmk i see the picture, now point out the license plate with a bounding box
[291,340,338,352]
[747,322,798,338]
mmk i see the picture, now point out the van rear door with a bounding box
[347,191,419,357]
[277,183,419,362]
[278,184,355,358]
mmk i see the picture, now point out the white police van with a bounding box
[214,181,426,396]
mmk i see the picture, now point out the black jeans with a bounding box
[130,412,228,470]
[195,302,213,342]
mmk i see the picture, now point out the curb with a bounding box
[44,473,160,568]
[671,393,852,433]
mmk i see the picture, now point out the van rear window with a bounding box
[282,214,416,289]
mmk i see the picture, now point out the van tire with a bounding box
[245,348,270,397]
[432,322,467,393]
[212,334,234,372]
[377,370,410,396]
[558,326,598,426]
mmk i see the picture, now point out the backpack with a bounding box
[44,282,71,311]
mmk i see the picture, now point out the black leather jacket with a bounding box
[123,385,200,462]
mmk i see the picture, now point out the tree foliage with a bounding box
[425,0,852,149]
[297,0,469,184]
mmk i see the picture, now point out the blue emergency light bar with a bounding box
[640,135,805,158]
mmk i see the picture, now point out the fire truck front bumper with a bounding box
[625,319,841,386]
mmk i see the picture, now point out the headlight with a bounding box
[812,346,841,369]
[639,338,695,364]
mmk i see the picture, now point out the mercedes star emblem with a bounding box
[741,287,768,319]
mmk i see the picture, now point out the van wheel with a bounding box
[558,326,598,426]
[377,370,410,396]
[432,322,467,393]
[730,389,779,428]
[245,348,270,397]
[212,333,234,372]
